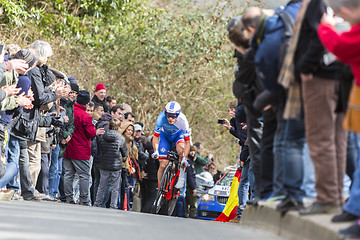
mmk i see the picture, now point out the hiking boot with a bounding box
[299,202,340,215]
[332,211,358,223]
[0,190,15,201]
[247,197,260,207]
[66,200,76,204]
[338,221,360,238]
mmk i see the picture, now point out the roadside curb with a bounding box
[240,202,353,240]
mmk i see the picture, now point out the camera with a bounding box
[217,119,225,124]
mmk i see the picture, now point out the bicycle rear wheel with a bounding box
[152,164,172,214]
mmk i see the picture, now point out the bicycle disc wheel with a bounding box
[152,165,171,214]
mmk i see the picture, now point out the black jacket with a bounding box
[143,140,158,181]
[233,49,263,119]
[134,138,149,172]
[295,0,342,80]
[92,95,110,113]
[95,113,112,131]
[98,130,128,171]
[186,155,197,191]
[10,65,55,141]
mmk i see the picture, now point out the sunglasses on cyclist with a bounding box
[166,113,178,119]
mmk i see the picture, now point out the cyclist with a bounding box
[152,101,190,189]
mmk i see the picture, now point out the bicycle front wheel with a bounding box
[152,164,172,214]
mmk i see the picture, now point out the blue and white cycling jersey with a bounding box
[154,111,191,159]
[153,111,190,141]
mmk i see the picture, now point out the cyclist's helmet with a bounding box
[165,101,181,118]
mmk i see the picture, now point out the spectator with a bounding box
[92,83,110,112]
[63,90,104,205]
[110,105,125,121]
[295,0,347,215]
[186,146,197,218]
[119,103,132,113]
[106,96,117,109]
[228,15,270,203]
[93,103,104,121]
[48,79,78,198]
[193,142,211,174]
[12,41,67,201]
[124,112,135,123]
[86,101,95,116]
[94,118,127,209]
[133,123,149,173]
[317,0,360,237]
[140,136,158,213]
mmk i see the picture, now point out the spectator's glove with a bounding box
[181,157,189,167]
[51,116,64,128]
[152,151,159,159]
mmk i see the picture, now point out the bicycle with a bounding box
[152,151,181,215]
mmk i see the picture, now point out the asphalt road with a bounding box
[0,201,285,240]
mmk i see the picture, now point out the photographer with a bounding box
[220,100,254,220]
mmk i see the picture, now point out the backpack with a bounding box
[254,2,301,92]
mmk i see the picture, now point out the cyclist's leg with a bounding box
[157,132,171,185]
[174,130,185,159]
[173,130,186,189]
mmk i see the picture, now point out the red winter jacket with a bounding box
[64,103,96,160]
[318,22,360,86]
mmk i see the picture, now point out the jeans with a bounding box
[347,132,357,183]
[344,133,360,216]
[0,162,18,188]
[174,176,187,217]
[49,145,62,198]
[301,144,316,198]
[6,135,21,191]
[281,119,306,202]
[273,120,286,196]
[237,161,255,217]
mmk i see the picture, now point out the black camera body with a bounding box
[217,119,225,124]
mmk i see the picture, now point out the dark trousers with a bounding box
[140,179,158,213]
[260,116,277,198]
[186,188,197,218]
[244,106,263,198]
[36,153,50,195]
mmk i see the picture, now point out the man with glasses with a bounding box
[152,101,191,189]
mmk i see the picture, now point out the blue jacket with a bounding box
[254,2,302,92]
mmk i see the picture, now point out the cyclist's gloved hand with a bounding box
[181,157,189,167]
[152,151,159,159]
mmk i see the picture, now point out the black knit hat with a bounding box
[70,82,79,93]
[13,49,37,68]
[76,90,90,105]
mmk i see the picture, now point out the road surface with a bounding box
[0,201,285,240]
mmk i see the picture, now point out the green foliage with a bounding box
[0,0,245,166]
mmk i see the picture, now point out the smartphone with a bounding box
[0,45,4,54]
[217,119,225,124]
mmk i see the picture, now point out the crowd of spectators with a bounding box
[0,42,218,218]
[222,0,360,237]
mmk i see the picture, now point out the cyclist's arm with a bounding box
[152,135,160,153]
[183,139,190,159]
